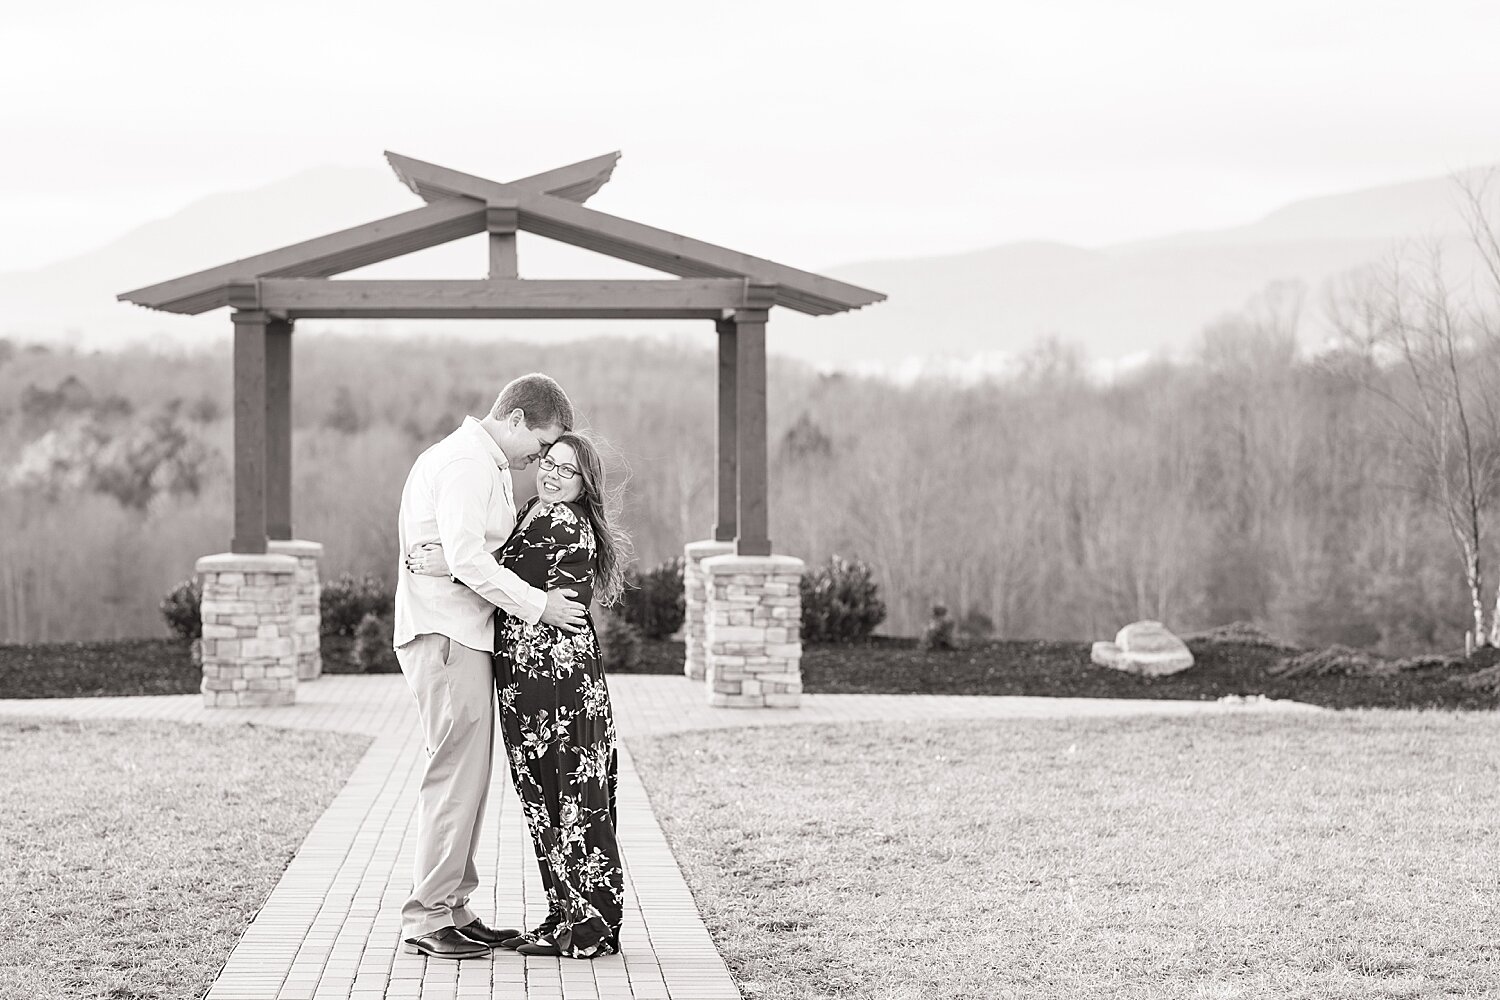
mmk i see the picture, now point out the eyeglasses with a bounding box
[537,456,580,480]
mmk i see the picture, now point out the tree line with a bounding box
[3,203,1500,652]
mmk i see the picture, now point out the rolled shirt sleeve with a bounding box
[433,457,547,625]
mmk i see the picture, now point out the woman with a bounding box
[407,431,629,959]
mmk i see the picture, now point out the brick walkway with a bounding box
[0,675,1320,999]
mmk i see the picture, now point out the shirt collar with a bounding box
[462,416,509,470]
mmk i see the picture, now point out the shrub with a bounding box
[800,555,886,644]
[620,557,685,639]
[352,612,400,673]
[160,578,202,640]
[1270,644,1391,678]
[958,608,995,640]
[1390,653,1464,672]
[1185,620,1300,651]
[1462,664,1500,692]
[596,610,643,672]
[321,573,394,637]
[921,604,958,652]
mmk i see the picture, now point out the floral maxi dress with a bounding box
[494,497,623,958]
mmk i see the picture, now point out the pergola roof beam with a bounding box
[119,152,624,315]
[240,278,766,320]
[118,200,486,315]
[385,150,620,206]
[517,194,883,316]
[386,155,886,317]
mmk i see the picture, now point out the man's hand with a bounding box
[541,588,586,633]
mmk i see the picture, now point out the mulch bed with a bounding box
[0,633,689,699]
[799,636,1500,711]
[1,634,1495,710]
[0,638,200,699]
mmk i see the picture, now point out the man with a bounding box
[393,373,587,960]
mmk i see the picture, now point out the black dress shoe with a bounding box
[456,918,523,948]
[402,926,490,960]
[501,911,562,950]
[516,941,562,957]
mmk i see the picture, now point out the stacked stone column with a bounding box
[195,553,299,707]
[682,539,734,680]
[267,539,324,681]
[702,554,804,707]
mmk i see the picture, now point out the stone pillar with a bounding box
[702,554,804,707]
[683,540,735,680]
[267,539,323,681]
[196,552,299,707]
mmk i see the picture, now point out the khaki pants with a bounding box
[395,633,496,939]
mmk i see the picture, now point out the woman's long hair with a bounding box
[552,430,632,607]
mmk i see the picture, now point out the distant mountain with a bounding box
[0,166,409,348]
[771,169,1489,369]
[1,164,1491,369]
[0,164,679,352]
[1136,171,1476,247]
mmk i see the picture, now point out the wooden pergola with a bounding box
[120,152,884,557]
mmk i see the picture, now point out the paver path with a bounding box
[0,674,1319,999]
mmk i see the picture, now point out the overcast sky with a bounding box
[4,0,1500,273]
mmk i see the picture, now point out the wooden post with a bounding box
[714,317,738,542]
[266,318,293,541]
[232,310,270,554]
[487,201,519,280]
[733,295,773,557]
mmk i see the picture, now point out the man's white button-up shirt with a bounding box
[393,416,547,652]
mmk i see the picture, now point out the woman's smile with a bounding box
[536,442,584,503]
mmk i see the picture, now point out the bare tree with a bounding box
[1457,173,1500,649]
[1325,176,1500,651]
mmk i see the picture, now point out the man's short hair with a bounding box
[491,373,574,432]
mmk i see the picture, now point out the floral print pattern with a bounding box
[493,498,623,958]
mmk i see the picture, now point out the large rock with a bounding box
[1091,620,1195,676]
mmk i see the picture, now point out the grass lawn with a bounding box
[629,713,1500,1000]
[0,717,370,1000]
